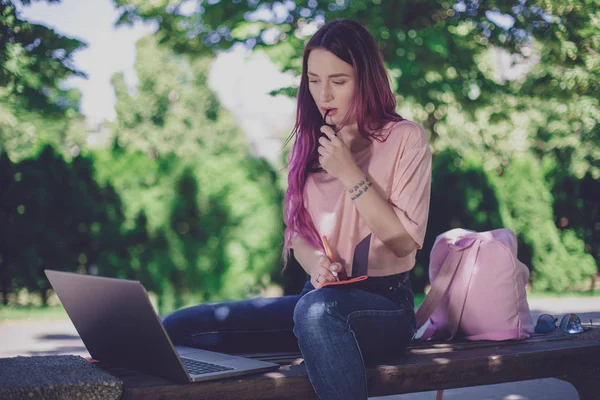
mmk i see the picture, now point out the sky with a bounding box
[17,0,156,125]
[16,0,297,163]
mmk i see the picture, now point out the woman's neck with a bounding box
[337,122,372,153]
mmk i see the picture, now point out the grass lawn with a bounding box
[1,290,597,323]
[414,292,425,308]
[0,305,69,322]
[528,289,600,298]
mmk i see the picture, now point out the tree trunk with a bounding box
[40,287,48,306]
[0,256,8,306]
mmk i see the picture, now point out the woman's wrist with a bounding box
[312,254,328,274]
[292,236,329,276]
[340,167,365,188]
[344,174,373,201]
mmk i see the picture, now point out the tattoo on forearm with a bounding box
[348,176,373,200]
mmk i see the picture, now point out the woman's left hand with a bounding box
[318,126,361,182]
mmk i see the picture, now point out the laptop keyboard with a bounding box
[180,357,234,375]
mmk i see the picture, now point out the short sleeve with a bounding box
[387,123,432,249]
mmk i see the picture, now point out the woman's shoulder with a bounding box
[379,119,429,150]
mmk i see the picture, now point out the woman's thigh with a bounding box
[294,274,415,363]
[162,295,300,353]
[163,279,315,353]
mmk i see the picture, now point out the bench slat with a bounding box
[368,339,600,397]
[102,336,600,400]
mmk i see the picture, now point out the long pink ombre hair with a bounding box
[283,19,404,263]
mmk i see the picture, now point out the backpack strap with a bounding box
[444,240,481,339]
[415,246,463,330]
[415,238,481,339]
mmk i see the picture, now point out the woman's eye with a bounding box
[309,80,319,83]
[333,81,346,85]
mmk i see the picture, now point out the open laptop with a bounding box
[45,269,280,383]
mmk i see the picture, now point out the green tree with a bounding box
[0,151,16,304]
[88,34,284,309]
[0,93,88,162]
[0,146,130,305]
[111,0,598,291]
[493,154,596,291]
[549,171,600,284]
[0,0,86,111]
[413,149,504,291]
[1,1,89,162]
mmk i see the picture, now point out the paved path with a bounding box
[1,296,598,399]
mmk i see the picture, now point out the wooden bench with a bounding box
[101,329,600,400]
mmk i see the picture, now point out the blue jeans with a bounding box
[163,273,416,399]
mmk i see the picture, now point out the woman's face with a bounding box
[307,48,356,128]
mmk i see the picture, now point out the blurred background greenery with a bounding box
[0,0,598,316]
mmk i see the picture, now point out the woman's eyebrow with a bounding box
[307,72,351,78]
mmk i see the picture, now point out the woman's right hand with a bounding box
[311,256,345,289]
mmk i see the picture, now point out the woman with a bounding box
[163,19,432,399]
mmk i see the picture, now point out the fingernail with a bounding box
[331,264,338,271]
[332,271,338,277]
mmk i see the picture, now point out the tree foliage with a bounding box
[93,35,285,309]
[0,1,88,162]
[0,147,124,305]
[1,25,284,310]
[111,0,598,291]
[1,1,597,303]
[0,0,86,112]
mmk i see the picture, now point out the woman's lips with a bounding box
[323,108,337,116]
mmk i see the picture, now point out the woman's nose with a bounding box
[320,84,333,103]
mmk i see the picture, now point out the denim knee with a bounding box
[293,289,345,337]
[162,309,191,345]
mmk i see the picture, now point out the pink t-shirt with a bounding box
[304,120,432,277]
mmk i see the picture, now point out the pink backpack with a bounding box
[415,228,534,342]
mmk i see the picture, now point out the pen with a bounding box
[322,236,339,281]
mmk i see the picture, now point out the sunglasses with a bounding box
[534,313,592,334]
